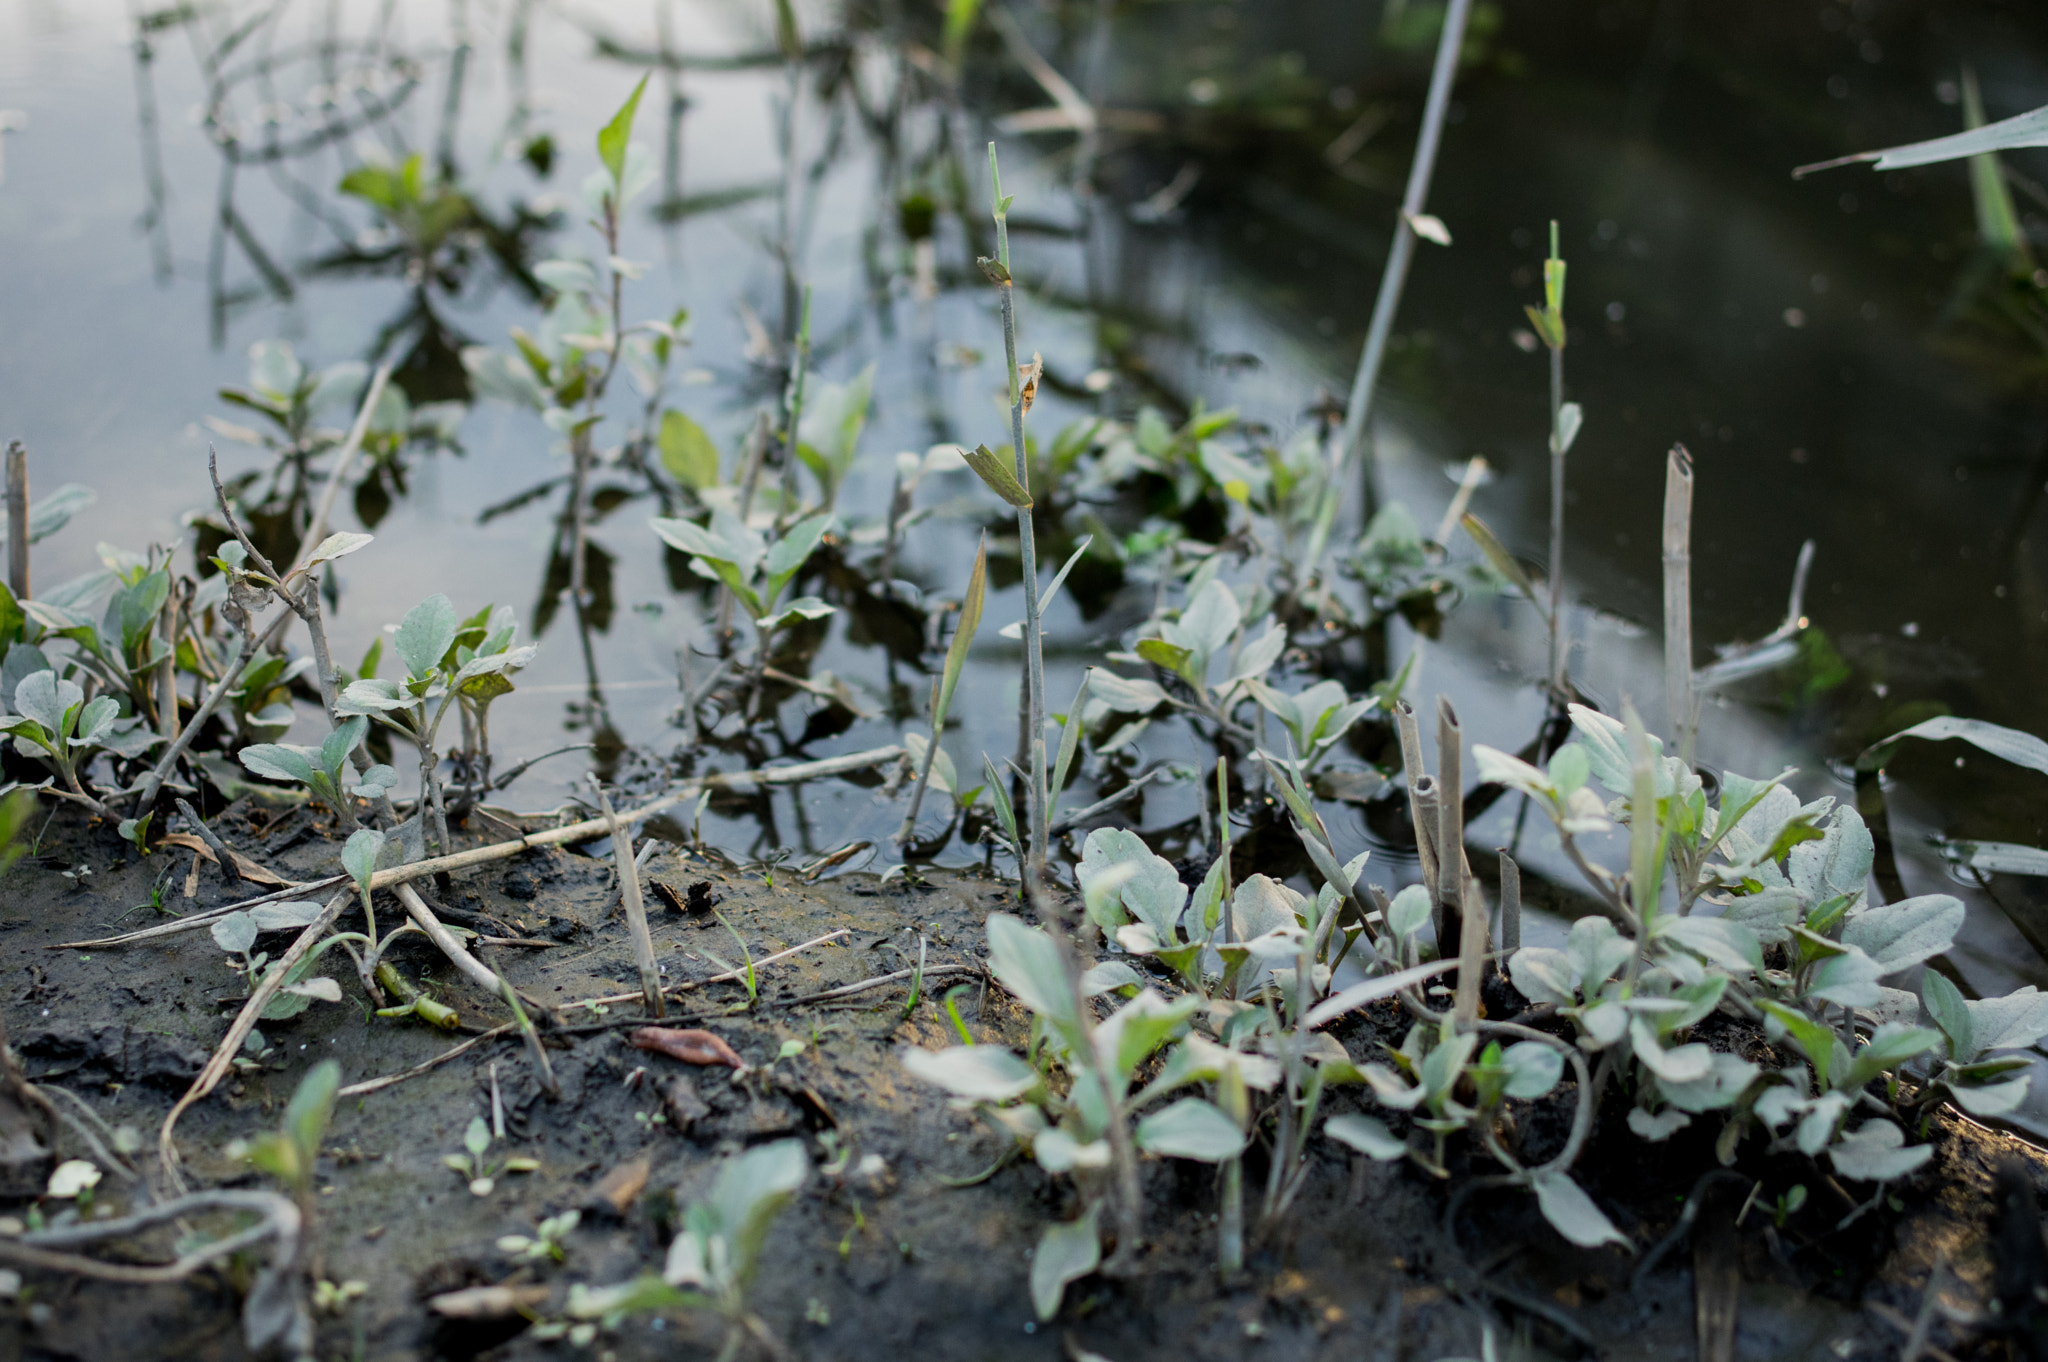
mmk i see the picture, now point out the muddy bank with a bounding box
[0,807,2035,1361]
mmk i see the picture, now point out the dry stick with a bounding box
[1498,849,1522,956]
[0,1189,299,1285]
[159,888,353,1189]
[172,798,240,885]
[780,961,977,1008]
[155,579,181,745]
[4,440,27,599]
[1394,701,1441,893]
[1663,443,1696,760]
[1336,0,1476,481]
[599,788,664,1018]
[338,1023,514,1098]
[1045,766,1173,838]
[391,880,542,1010]
[574,928,851,1009]
[1432,455,1490,546]
[1440,699,1487,1025]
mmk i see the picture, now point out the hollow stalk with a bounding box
[990,144,1047,881]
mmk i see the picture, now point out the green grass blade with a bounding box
[933,536,988,727]
[1048,671,1090,818]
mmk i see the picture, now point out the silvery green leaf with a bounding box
[302,532,373,568]
[1797,1090,1852,1154]
[248,339,304,399]
[1499,1042,1564,1099]
[1077,829,1187,944]
[1788,808,1874,910]
[348,764,396,796]
[1550,401,1583,455]
[1808,945,1883,1007]
[1030,1208,1101,1323]
[320,716,367,775]
[461,347,548,410]
[1717,887,1801,945]
[986,913,1078,1038]
[1656,1051,1760,1113]
[1966,985,2048,1054]
[237,743,319,785]
[1627,1107,1692,1141]
[1580,1000,1629,1048]
[1565,916,1633,991]
[1566,704,1635,795]
[211,911,259,955]
[249,901,325,931]
[14,670,77,740]
[756,598,835,631]
[1947,1073,2031,1118]
[1834,103,2048,171]
[342,829,384,894]
[281,977,343,1003]
[1033,1129,1111,1174]
[1827,1118,1933,1183]
[1921,968,1972,1059]
[1233,874,1308,941]
[704,1138,806,1286]
[1841,895,1962,975]
[1087,671,1169,714]
[1325,1113,1407,1160]
[1531,1170,1627,1248]
[1753,1082,1805,1132]
[1630,1019,1714,1084]
[1472,744,1552,797]
[900,1045,1038,1102]
[1172,579,1241,666]
[453,646,538,686]
[1094,989,1201,1078]
[395,594,459,680]
[765,513,834,585]
[1135,1097,1245,1162]
[1386,884,1433,945]
[1229,620,1288,684]
[1080,961,1142,996]
[1657,916,1763,974]
[902,733,954,796]
[1509,947,1578,1006]
[533,258,599,295]
[334,678,415,716]
[71,695,118,748]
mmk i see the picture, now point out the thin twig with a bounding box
[599,786,664,1018]
[338,1024,514,1097]
[1663,444,1695,759]
[173,798,241,885]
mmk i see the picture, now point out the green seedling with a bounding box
[498,1210,581,1264]
[241,1060,340,1211]
[567,1139,808,1357]
[443,1115,539,1196]
[237,715,393,825]
[702,912,761,1007]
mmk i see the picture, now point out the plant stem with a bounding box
[1662,443,1695,761]
[1546,222,1568,696]
[990,144,1047,882]
[1337,0,1474,504]
[4,440,27,600]
[777,287,813,525]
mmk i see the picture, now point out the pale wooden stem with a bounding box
[1663,443,1696,760]
[599,788,665,1018]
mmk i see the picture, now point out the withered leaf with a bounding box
[630,1026,746,1069]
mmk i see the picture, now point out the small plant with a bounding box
[443,1115,538,1197]
[241,1059,341,1207]
[498,1209,581,1264]
[236,715,395,825]
[566,1139,808,1356]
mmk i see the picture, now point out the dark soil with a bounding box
[0,805,2039,1361]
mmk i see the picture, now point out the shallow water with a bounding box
[5,0,2048,1121]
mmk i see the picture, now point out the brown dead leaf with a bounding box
[157,834,291,888]
[630,1026,746,1069]
[1018,351,1043,415]
[587,1153,651,1215]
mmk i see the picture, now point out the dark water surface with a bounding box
[7,1,2048,1118]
